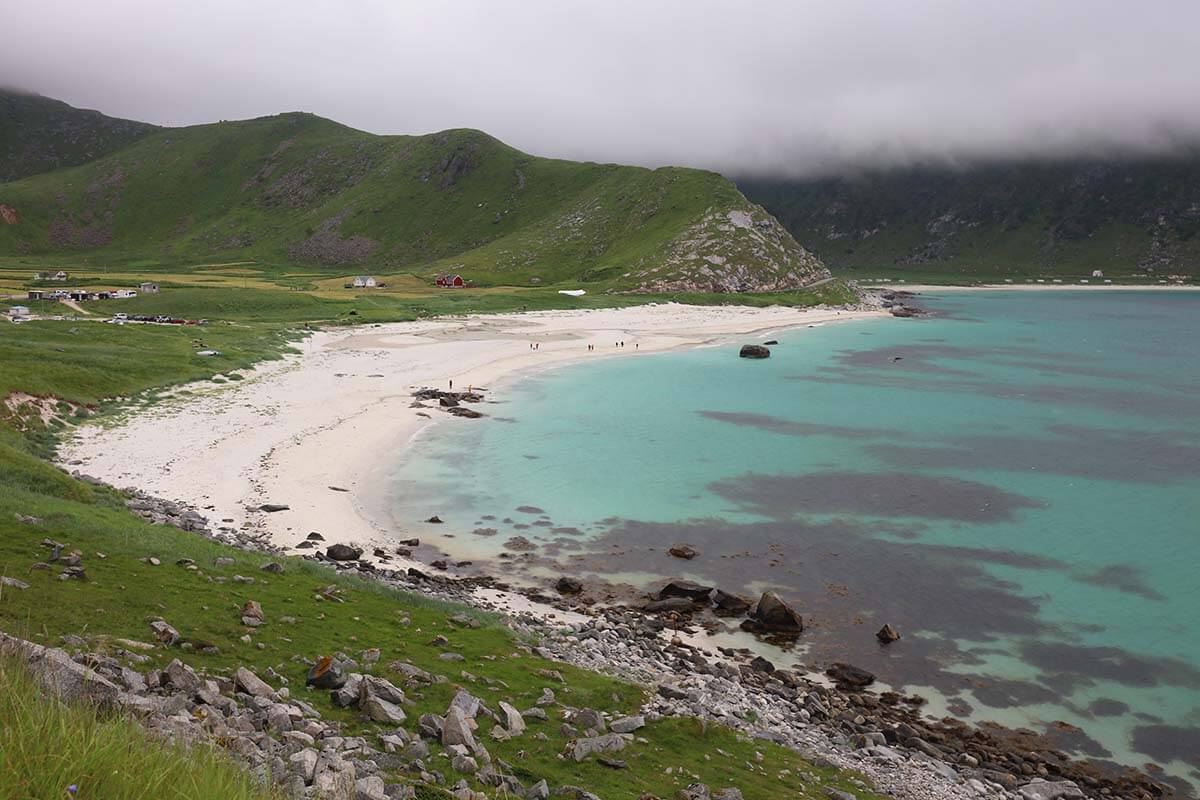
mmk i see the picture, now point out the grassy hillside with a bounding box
[0,320,880,800]
[0,88,157,182]
[0,99,827,294]
[738,156,1200,283]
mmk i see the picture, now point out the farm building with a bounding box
[27,290,44,300]
[1091,270,1104,278]
[436,274,466,287]
[139,282,160,293]
[353,276,377,288]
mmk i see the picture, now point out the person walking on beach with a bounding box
[449,379,453,390]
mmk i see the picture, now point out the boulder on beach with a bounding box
[739,344,770,359]
[657,580,713,601]
[710,589,751,616]
[643,597,697,614]
[747,591,803,632]
[325,543,363,561]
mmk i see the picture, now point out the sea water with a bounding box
[386,291,1200,783]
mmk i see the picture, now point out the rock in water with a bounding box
[667,543,699,559]
[711,589,751,616]
[876,623,901,643]
[739,344,771,359]
[555,576,583,595]
[306,655,347,690]
[825,662,875,687]
[325,543,362,561]
[749,591,803,632]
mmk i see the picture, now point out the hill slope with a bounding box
[0,99,826,293]
[0,88,158,182]
[738,157,1200,279]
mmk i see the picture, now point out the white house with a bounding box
[353,276,377,288]
[1091,269,1104,278]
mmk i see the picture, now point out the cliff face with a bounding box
[739,156,1200,276]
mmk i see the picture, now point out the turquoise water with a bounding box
[387,292,1200,782]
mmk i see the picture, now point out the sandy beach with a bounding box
[60,302,884,563]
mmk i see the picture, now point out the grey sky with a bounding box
[5,0,1200,176]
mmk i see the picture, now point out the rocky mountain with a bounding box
[0,94,827,292]
[738,156,1200,278]
[0,88,158,182]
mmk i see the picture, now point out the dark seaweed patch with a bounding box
[1131,724,1200,767]
[711,471,1041,522]
[698,410,893,439]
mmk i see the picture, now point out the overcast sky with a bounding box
[5,0,1200,177]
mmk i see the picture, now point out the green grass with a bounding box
[0,654,275,800]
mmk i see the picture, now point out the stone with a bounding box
[1018,780,1085,800]
[555,576,583,595]
[332,673,364,707]
[326,543,363,561]
[679,784,712,800]
[713,790,744,800]
[657,580,713,601]
[825,790,856,800]
[527,780,550,800]
[573,708,605,733]
[451,754,478,774]
[290,747,319,783]
[748,591,803,632]
[499,701,525,735]
[313,766,356,800]
[259,504,290,512]
[161,658,200,693]
[442,706,477,750]
[234,666,275,699]
[426,516,443,523]
[739,344,770,359]
[260,562,283,574]
[448,688,481,719]
[609,715,645,734]
[355,776,388,800]
[571,733,627,762]
[0,633,121,707]
[363,695,407,725]
[307,656,348,690]
[149,619,180,646]
[710,589,751,616]
[748,656,775,673]
[240,600,264,626]
[876,624,901,643]
[417,713,443,740]
[0,576,29,590]
[361,675,406,705]
[214,557,235,567]
[643,597,697,614]
[825,663,875,688]
[667,543,698,559]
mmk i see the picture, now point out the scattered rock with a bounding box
[744,591,803,632]
[738,344,770,359]
[326,544,363,561]
[306,656,347,690]
[259,504,290,513]
[825,663,875,688]
[667,543,699,560]
[876,624,900,643]
[556,576,583,595]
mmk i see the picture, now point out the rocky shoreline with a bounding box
[101,486,1179,800]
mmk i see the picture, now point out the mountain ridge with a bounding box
[0,91,828,293]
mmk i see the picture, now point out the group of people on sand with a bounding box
[584,341,636,352]
[528,342,540,350]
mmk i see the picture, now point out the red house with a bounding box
[436,274,466,288]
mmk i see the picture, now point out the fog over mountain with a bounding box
[4,0,1200,176]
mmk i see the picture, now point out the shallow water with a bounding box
[386,291,1200,783]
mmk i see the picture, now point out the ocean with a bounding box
[385,291,1200,784]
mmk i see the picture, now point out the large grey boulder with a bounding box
[1018,781,1085,800]
[747,591,803,632]
[739,344,770,359]
[289,748,319,783]
[499,701,525,735]
[0,632,122,707]
[234,666,275,699]
[610,715,645,734]
[362,694,406,725]
[571,732,627,762]
[360,675,405,705]
[442,706,477,750]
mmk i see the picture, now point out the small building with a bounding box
[436,274,466,288]
[8,305,30,317]
[27,290,45,301]
[69,290,94,301]
[1091,269,1104,278]
[352,276,377,288]
[34,271,68,281]
[139,282,160,294]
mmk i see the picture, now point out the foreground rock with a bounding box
[741,591,803,633]
[738,344,771,359]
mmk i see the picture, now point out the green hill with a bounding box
[738,157,1200,282]
[0,95,826,293]
[0,88,158,182]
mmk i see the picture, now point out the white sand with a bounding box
[60,303,883,560]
